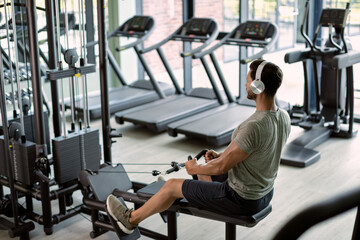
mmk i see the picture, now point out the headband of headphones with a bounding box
[250,60,268,95]
[255,61,268,82]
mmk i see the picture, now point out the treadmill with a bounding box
[115,18,226,132]
[65,16,174,119]
[167,20,280,146]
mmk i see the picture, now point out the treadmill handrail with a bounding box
[140,18,219,56]
[240,23,279,64]
[193,26,238,59]
[139,25,185,54]
[180,22,219,57]
[193,21,278,63]
[115,27,155,52]
[115,35,148,52]
[86,18,155,51]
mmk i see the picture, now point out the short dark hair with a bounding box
[249,59,283,97]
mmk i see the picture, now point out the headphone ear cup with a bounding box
[250,79,265,94]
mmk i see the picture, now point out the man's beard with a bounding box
[247,90,257,100]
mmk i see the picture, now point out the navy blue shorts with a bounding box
[182,178,273,215]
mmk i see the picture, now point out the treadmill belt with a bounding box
[120,95,221,132]
[124,96,217,122]
[67,81,174,119]
[178,104,255,137]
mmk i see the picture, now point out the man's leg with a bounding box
[107,178,186,233]
[130,178,185,224]
[197,174,212,181]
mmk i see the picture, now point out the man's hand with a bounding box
[185,158,198,176]
[204,149,219,163]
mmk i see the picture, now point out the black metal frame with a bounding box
[0,21,35,239]
[0,1,100,237]
[85,0,96,64]
[83,194,266,240]
[79,164,272,240]
[97,0,112,163]
[45,0,61,137]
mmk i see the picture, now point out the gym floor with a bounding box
[1,41,360,240]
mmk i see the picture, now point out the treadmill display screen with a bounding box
[240,21,270,40]
[124,16,152,32]
[183,18,213,36]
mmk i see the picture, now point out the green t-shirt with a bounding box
[228,108,291,200]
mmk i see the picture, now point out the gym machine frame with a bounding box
[281,1,360,167]
[0,0,99,236]
[79,158,272,240]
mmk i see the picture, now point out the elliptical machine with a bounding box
[281,1,360,167]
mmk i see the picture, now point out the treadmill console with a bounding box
[319,9,349,28]
[122,16,154,33]
[180,18,215,36]
[237,21,271,40]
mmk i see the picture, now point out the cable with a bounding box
[3,0,16,118]
[63,0,76,131]
[11,0,26,143]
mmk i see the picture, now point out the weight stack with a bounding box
[52,133,82,185]
[0,136,37,185]
[11,140,37,185]
[8,112,51,154]
[79,128,101,172]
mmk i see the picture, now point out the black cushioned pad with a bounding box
[134,181,271,227]
[88,165,133,202]
[178,199,272,227]
[136,180,166,199]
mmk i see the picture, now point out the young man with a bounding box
[106,59,291,234]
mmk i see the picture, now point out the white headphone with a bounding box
[250,61,268,95]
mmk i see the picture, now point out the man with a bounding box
[106,59,291,234]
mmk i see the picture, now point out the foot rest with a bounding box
[105,197,141,240]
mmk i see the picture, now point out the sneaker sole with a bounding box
[106,196,134,235]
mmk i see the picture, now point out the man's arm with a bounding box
[185,141,249,176]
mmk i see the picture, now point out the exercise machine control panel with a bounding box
[238,21,271,40]
[319,9,349,28]
[181,18,214,36]
[122,16,153,33]
[112,15,155,43]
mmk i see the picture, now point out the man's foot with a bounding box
[106,194,137,234]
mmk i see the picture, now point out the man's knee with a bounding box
[162,179,185,198]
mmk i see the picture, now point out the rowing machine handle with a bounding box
[187,149,208,180]
[194,149,209,160]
